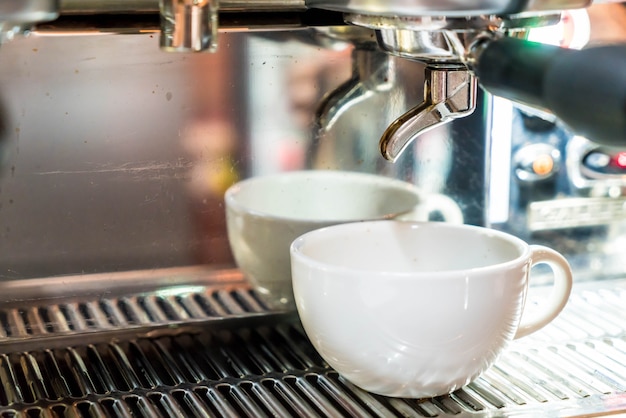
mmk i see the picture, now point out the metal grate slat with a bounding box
[310,373,383,417]
[513,348,595,398]
[222,383,272,418]
[124,395,163,418]
[75,401,108,418]
[59,304,88,332]
[464,380,508,409]
[573,341,626,384]
[267,377,326,418]
[475,370,535,406]
[99,398,134,418]
[82,301,114,329]
[567,295,624,336]
[197,385,244,418]
[557,344,626,392]
[487,363,553,403]
[125,340,169,388]
[44,305,71,333]
[327,373,410,418]
[151,339,194,386]
[0,354,23,405]
[6,311,27,337]
[40,350,74,399]
[154,296,189,321]
[385,397,428,417]
[431,395,466,415]
[174,294,208,319]
[498,352,572,400]
[83,344,129,393]
[190,334,240,380]
[527,346,613,395]
[448,389,487,413]
[19,353,52,403]
[147,392,187,418]
[64,347,97,396]
[137,297,169,323]
[192,293,228,317]
[170,389,213,418]
[232,289,269,313]
[212,290,246,315]
[117,298,151,325]
[23,308,46,336]
[239,380,294,417]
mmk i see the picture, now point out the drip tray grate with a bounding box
[0,267,285,353]
[0,268,626,417]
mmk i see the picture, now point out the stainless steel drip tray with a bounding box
[0,267,296,353]
[1,268,626,417]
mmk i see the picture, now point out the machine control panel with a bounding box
[514,143,561,183]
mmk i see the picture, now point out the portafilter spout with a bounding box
[379,65,476,162]
[311,42,395,139]
[340,14,507,162]
[307,27,398,167]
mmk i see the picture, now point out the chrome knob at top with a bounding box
[159,0,218,52]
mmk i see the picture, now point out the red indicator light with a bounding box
[616,152,626,168]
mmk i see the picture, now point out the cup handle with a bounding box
[514,245,573,339]
[395,193,464,224]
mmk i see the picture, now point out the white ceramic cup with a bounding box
[225,170,463,309]
[290,220,573,398]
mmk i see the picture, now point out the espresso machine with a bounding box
[0,0,626,416]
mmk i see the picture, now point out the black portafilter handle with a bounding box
[474,37,626,145]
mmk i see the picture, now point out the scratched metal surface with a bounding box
[0,33,234,278]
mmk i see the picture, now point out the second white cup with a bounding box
[225,170,463,309]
